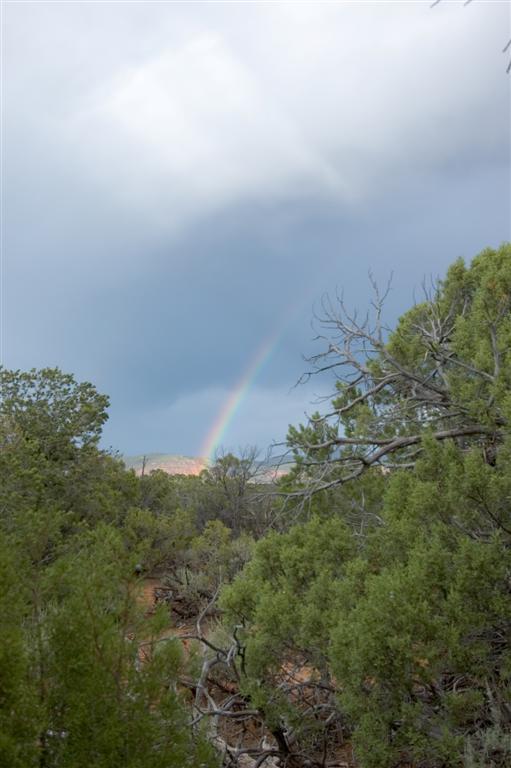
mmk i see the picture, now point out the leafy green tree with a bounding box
[0,367,218,768]
[218,246,511,768]
[0,367,108,457]
[0,368,138,536]
[199,448,265,534]
[138,468,181,517]
[122,504,197,574]
[0,538,40,768]
[329,441,511,768]
[288,244,511,493]
[39,526,216,768]
[220,516,354,764]
[221,443,511,767]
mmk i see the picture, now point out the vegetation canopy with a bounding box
[1,244,510,768]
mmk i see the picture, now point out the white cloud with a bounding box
[8,1,509,235]
[78,33,344,227]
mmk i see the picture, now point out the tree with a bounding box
[288,244,511,496]
[328,439,511,768]
[0,366,219,767]
[39,526,216,768]
[221,442,511,766]
[0,367,139,539]
[0,522,218,768]
[214,246,511,768]
[0,367,109,457]
[220,516,354,767]
[199,448,266,535]
[0,537,40,768]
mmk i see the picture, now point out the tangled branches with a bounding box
[288,267,509,494]
[185,593,348,768]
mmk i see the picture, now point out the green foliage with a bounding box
[173,521,254,613]
[222,516,353,676]
[0,539,40,768]
[286,244,511,493]
[199,449,265,534]
[387,245,511,430]
[0,369,139,538]
[38,527,213,768]
[122,505,197,572]
[4,247,511,768]
[331,520,510,767]
[219,246,511,768]
[139,468,181,516]
[0,367,109,455]
[0,367,217,768]
[222,445,511,766]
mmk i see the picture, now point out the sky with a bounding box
[3,0,510,459]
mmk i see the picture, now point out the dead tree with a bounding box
[287,271,508,495]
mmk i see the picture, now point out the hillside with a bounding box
[123,453,208,476]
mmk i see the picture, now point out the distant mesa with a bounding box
[123,454,208,476]
[123,452,293,480]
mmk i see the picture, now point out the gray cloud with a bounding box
[4,0,510,455]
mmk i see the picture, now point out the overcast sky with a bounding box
[3,0,510,457]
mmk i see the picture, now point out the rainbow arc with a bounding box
[200,325,285,463]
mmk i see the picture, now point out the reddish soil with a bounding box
[137,579,357,767]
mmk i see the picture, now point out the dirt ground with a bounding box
[137,578,357,768]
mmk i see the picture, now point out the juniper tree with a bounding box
[218,246,511,768]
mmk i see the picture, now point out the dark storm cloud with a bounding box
[4,1,510,455]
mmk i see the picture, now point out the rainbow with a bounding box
[200,327,284,463]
